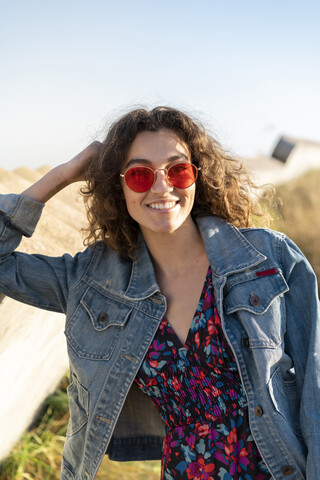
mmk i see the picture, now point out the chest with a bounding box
[160,264,210,346]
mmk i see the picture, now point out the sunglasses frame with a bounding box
[120,162,201,192]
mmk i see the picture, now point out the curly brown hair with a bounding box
[82,106,266,258]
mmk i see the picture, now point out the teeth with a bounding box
[149,202,177,210]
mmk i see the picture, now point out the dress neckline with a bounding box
[163,265,212,349]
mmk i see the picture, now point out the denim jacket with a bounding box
[0,193,319,480]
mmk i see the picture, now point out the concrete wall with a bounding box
[0,298,67,458]
[0,167,86,459]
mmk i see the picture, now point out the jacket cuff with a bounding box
[0,193,45,237]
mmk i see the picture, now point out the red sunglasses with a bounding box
[120,162,200,193]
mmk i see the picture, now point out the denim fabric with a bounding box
[0,193,319,480]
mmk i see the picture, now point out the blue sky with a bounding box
[1,0,320,169]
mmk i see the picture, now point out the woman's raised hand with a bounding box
[22,141,102,204]
[62,141,102,184]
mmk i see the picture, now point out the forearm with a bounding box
[0,193,68,312]
[22,164,73,203]
[21,141,101,204]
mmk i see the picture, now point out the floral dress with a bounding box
[134,267,271,480]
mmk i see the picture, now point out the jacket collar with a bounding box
[124,215,266,299]
[124,233,160,299]
[196,216,266,277]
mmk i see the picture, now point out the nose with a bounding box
[150,168,173,193]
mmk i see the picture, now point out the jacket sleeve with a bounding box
[0,193,92,313]
[280,234,320,478]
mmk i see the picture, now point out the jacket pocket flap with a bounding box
[224,271,289,315]
[81,287,132,331]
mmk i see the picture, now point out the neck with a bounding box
[140,218,207,277]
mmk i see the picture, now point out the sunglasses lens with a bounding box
[168,163,197,188]
[125,167,154,192]
[124,163,198,192]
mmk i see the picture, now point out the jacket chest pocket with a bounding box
[224,271,289,348]
[66,286,133,360]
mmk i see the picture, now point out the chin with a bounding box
[141,220,185,236]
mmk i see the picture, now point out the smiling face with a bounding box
[121,128,196,239]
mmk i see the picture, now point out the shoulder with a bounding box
[239,226,314,280]
[77,241,133,291]
[239,226,285,255]
[198,214,287,263]
[76,240,131,270]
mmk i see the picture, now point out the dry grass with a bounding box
[272,169,320,284]
[0,374,160,479]
[0,377,69,480]
[96,458,160,479]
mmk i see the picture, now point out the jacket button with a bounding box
[98,312,108,324]
[241,337,250,348]
[254,406,263,417]
[282,465,294,475]
[249,294,260,307]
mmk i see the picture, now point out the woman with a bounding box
[0,106,319,480]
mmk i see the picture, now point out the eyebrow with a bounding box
[124,154,189,170]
